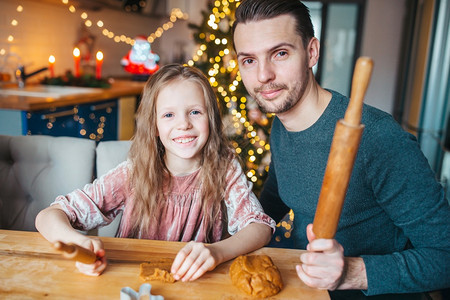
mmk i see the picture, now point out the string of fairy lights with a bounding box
[1,1,187,142]
[2,1,188,49]
[61,0,188,45]
[0,4,23,53]
[187,0,272,185]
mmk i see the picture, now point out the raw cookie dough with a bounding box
[140,258,176,283]
[230,255,283,298]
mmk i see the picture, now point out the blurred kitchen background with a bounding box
[0,0,449,245]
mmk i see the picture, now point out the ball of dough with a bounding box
[230,255,283,298]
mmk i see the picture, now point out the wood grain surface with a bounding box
[0,230,329,299]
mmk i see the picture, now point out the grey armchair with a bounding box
[90,139,131,237]
[0,135,96,231]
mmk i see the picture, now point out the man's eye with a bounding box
[242,58,254,65]
[276,51,288,58]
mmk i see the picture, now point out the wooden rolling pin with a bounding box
[53,241,97,264]
[312,57,374,239]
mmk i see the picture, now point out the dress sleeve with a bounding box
[224,158,276,235]
[259,160,291,224]
[360,117,450,295]
[52,161,130,231]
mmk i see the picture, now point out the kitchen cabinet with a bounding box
[25,100,118,140]
[0,80,144,141]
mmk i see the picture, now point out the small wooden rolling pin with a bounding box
[312,57,374,239]
[53,241,97,264]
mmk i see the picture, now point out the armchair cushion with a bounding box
[91,140,131,237]
[0,135,96,231]
[96,140,131,177]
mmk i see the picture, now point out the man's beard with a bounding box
[252,75,309,114]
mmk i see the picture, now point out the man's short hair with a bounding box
[232,0,315,48]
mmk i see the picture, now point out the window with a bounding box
[304,0,365,96]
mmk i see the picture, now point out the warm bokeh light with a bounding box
[96,51,103,61]
[73,47,80,57]
[54,1,188,45]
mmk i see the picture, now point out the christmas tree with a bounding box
[187,0,273,195]
[187,0,294,247]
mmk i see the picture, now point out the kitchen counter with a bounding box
[0,79,145,111]
[0,79,144,140]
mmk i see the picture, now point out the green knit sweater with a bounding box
[260,90,450,297]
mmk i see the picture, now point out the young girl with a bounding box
[35,64,275,281]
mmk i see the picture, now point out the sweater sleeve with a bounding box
[223,158,276,235]
[259,160,291,224]
[360,116,450,295]
[52,161,129,231]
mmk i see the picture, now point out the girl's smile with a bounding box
[173,136,196,144]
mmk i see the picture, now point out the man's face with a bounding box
[234,15,311,114]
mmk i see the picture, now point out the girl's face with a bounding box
[156,79,210,175]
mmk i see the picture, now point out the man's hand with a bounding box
[295,224,345,290]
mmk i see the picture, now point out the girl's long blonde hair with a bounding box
[128,64,233,240]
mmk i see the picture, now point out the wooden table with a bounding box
[0,230,329,299]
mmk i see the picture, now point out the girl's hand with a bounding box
[74,238,107,276]
[295,224,345,290]
[171,241,219,282]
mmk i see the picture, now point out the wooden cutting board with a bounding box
[0,230,329,299]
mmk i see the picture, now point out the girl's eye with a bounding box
[163,113,173,118]
[190,110,201,115]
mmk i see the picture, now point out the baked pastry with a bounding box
[230,255,283,298]
[140,258,176,283]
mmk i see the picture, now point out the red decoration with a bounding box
[120,36,159,75]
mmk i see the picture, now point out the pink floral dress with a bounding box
[53,158,275,242]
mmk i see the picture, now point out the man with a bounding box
[232,0,450,299]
